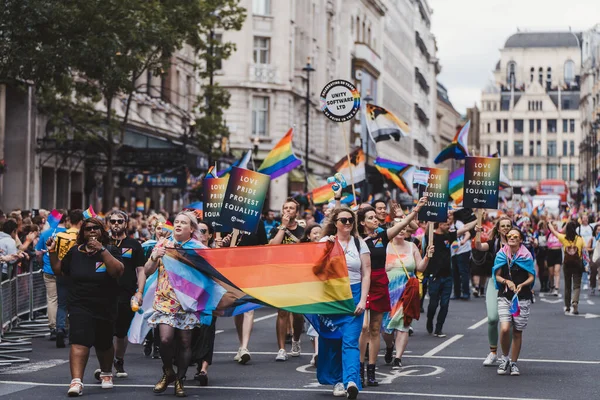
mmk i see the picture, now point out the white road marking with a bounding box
[467,317,488,330]
[0,380,556,399]
[215,330,224,334]
[586,300,595,305]
[253,312,278,323]
[540,298,562,304]
[0,359,68,375]
[422,334,464,357]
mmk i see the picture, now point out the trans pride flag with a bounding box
[257,128,302,179]
[492,244,536,291]
[434,120,470,164]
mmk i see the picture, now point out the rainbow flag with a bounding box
[47,209,63,229]
[374,158,414,195]
[83,205,97,219]
[162,221,174,234]
[257,128,302,179]
[449,167,465,204]
[136,201,144,212]
[310,182,335,204]
[434,120,470,164]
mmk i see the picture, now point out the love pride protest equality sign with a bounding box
[417,167,449,222]
[203,176,229,232]
[463,156,501,209]
[219,167,270,233]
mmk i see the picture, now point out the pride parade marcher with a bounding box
[47,217,124,396]
[315,207,371,399]
[356,196,426,386]
[382,218,433,369]
[475,215,512,366]
[546,215,563,296]
[492,228,535,376]
[144,211,207,397]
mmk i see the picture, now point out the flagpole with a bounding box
[341,123,357,206]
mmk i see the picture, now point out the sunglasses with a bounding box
[109,219,125,224]
[337,217,355,225]
[199,229,208,234]
[506,234,520,240]
[84,226,102,232]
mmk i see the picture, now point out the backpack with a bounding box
[563,237,582,271]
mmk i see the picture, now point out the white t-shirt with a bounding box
[576,223,595,246]
[320,236,370,285]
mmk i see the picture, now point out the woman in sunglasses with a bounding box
[144,211,207,397]
[474,215,513,367]
[492,228,535,376]
[356,197,426,386]
[313,207,370,399]
[47,217,124,396]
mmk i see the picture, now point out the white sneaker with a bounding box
[346,381,359,399]
[238,347,251,364]
[233,347,242,362]
[290,340,301,357]
[67,379,83,397]
[497,356,510,375]
[483,352,498,366]
[509,362,520,376]
[275,348,288,361]
[333,382,346,397]
[100,373,113,389]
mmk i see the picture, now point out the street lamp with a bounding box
[363,92,373,199]
[302,58,315,193]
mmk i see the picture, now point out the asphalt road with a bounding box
[1,287,599,400]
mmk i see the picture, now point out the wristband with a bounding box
[100,246,106,253]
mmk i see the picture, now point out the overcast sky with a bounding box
[429,0,600,115]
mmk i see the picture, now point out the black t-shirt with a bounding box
[268,224,305,244]
[238,217,269,246]
[61,245,122,320]
[426,231,458,278]
[363,230,390,270]
[497,263,533,300]
[110,237,145,301]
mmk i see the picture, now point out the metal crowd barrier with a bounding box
[0,259,47,368]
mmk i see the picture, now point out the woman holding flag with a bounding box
[144,211,207,397]
[492,228,535,377]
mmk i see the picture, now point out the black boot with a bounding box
[359,362,365,387]
[367,364,379,386]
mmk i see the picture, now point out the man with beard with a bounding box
[98,210,145,380]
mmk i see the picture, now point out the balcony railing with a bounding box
[415,67,430,94]
[249,63,280,84]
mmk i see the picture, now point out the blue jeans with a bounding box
[427,276,453,333]
[452,252,471,298]
[56,277,69,332]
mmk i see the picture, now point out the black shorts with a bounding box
[69,309,114,351]
[114,301,135,338]
[547,249,563,266]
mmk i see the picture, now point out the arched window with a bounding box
[538,67,543,85]
[564,60,575,83]
[507,62,516,85]
[546,67,552,86]
[530,67,534,82]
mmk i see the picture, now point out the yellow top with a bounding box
[555,233,585,257]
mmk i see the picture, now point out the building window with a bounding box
[487,123,490,133]
[496,141,501,155]
[538,67,543,85]
[546,67,552,87]
[570,119,575,133]
[529,119,534,133]
[252,96,269,136]
[496,120,501,133]
[514,119,524,133]
[529,140,534,156]
[529,164,534,179]
[214,34,223,69]
[514,141,523,156]
[503,119,508,133]
[562,119,568,133]
[547,119,557,133]
[253,37,270,64]
[536,164,542,180]
[562,165,568,180]
[503,140,508,156]
[564,60,575,83]
[569,164,575,181]
[562,141,568,156]
[536,119,542,133]
[536,140,541,156]
[514,164,524,180]
[252,0,270,15]
[547,164,557,179]
[530,67,534,82]
[507,61,516,85]
[570,140,575,156]
[547,140,556,156]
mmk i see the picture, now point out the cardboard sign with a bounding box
[417,168,449,222]
[219,167,270,233]
[203,176,229,232]
[463,157,501,209]
[320,80,361,122]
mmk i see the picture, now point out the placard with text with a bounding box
[219,167,270,233]
[417,167,449,222]
[203,176,229,232]
[463,157,501,209]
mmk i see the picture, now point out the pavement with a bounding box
[0,287,599,400]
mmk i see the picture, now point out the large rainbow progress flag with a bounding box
[434,120,470,164]
[257,128,302,179]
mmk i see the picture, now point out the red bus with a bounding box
[537,179,569,202]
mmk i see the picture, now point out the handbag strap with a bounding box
[390,241,410,277]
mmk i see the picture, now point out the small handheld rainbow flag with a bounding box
[309,182,335,205]
[162,221,174,234]
[257,128,302,180]
[47,209,63,229]
[83,205,97,219]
